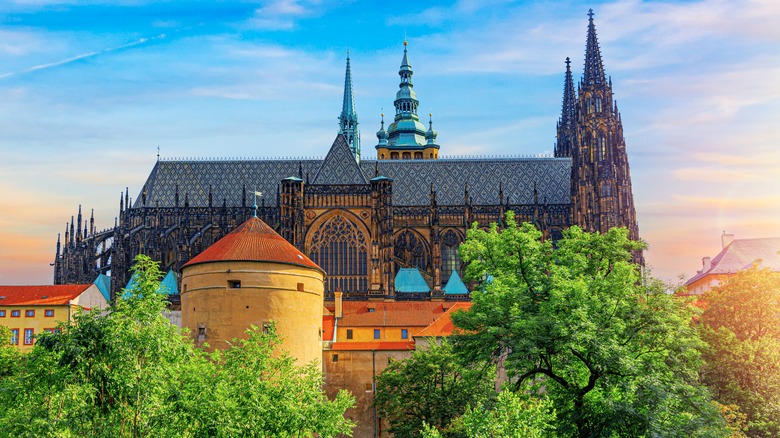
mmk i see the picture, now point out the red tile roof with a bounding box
[183,216,323,272]
[0,284,93,306]
[331,341,415,351]
[326,301,454,328]
[322,315,335,342]
[415,302,472,338]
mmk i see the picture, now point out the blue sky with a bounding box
[0,0,778,285]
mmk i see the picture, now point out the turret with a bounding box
[376,40,440,160]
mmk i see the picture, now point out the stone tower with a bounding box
[180,209,325,365]
[568,10,640,242]
[375,40,440,160]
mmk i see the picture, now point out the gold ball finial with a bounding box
[403,39,408,46]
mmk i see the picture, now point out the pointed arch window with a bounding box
[394,230,429,272]
[598,135,607,161]
[308,214,368,295]
[441,229,463,280]
[595,96,603,112]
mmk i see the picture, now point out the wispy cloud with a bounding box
[247,0,324,30]
[0,34,166,79]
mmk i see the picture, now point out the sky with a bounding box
[0,0,778,286]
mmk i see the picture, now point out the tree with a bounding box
[451,212,727,437]
[699,266,780,437]
[421,389,557,438]
[374,340,495,437]
[0,255,354,437]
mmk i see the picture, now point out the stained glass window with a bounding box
[441,229,463,281]
[394,230,429,272]
[309,214,368,294]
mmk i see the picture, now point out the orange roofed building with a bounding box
[685,232,780,295]
[322,297,471,437]
[0,284,107,351]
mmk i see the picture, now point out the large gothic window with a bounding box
[394,230,429,272]
[598,135,607,161]
[441,229,463,281]
[308,214,368,295]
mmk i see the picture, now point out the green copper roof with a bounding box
[122,269,178,299]
[377,41,439,151]
[159,269,178,295]
[443,271,469,295]
[93,273,111,301]
[394,268,431,293]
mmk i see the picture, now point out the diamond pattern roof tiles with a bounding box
[182,216,323,272]
[312,135,368,185]
[136,156,571,208]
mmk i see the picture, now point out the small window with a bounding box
[262,322,272,333]
[0,310,5,317]
[197,326,206,341]
[44,309,54,317]
[228,280,241,289]
[367,307,375,313]
[11,310,20,318]
[23,328,33,345]
[25,310,35,317]
[297,283,304,292]
[332,354,339,363]
[346,329,353,340]
[365,383,374,392]
[10,329,19,345]
[401,329,408,339]
[374,329,380,340]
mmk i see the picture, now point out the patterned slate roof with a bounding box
[182,216,323,272]
[0,284,93,306]
[685,237,780,285]
[136,155,571,208]
[312,135,368,185]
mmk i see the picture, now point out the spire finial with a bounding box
[339,52,360,161]
[583,8,606,87]
[588,8,594,21]
[252,188,260,218]
[157,145,160,161]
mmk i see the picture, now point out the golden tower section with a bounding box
[180,216,325,366]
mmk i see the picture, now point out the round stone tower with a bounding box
[180,216,325,365]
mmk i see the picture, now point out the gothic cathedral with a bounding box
[53,11,641,300]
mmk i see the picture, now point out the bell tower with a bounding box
[570,10,640,242]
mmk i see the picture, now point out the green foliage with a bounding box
[0,325,22,378]
[700,266,780,437]
[451,212,727,437]
[449,389,556,438]
[374,340,495,437]
[0,255,354,438]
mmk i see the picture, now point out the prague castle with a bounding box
[39,11,643,437]
[52,10,640,302]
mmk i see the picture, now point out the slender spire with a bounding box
[338,52,361,162]
[582,9,606,87]
[555,57,576,158]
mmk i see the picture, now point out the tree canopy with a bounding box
[450,212,727,437]
[374,340,495,437]
[699,265,780,437]
[0,255,354,437]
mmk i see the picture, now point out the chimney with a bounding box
[334,290,343,319]
[702,257,712,273]
[721,231,735,249]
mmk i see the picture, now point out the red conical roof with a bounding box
[183,217,323,272]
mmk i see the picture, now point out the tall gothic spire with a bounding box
[582,9,606,88]
[555,57,576,158]
[338,52,360,161]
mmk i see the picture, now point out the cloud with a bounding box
[247,0,324,30]
[0,34,166,79]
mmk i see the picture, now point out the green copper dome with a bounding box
[376,41,439,151]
